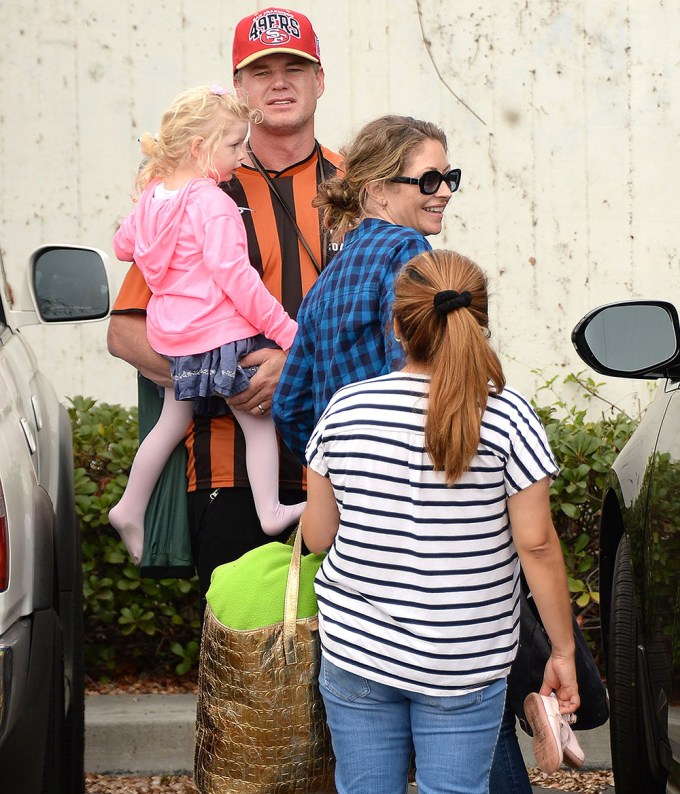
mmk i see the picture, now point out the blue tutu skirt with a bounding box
[168,334,277,418]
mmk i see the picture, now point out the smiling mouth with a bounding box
[424,206,446,214]
[268,99,294,106]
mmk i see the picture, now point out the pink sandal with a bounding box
[523,692,585,773]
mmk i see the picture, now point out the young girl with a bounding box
[109,85,304,565]
[301,249,581,792]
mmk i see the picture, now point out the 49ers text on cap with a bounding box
[232,8,321,72]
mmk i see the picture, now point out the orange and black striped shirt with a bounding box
[111,143,341,492]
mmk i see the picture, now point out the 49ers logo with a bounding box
[249,11,301,45]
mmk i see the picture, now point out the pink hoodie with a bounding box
[113,178,297,356]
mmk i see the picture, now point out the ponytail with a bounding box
[392,250,505,484]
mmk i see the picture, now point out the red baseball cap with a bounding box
[232,7,321,73]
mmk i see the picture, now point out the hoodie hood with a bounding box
[133,178,212,288]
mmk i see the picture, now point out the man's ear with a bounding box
[316,66,325,99]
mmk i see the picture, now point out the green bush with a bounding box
[70,374,639,679]
[532,372,638,646]
[68,396,200,681]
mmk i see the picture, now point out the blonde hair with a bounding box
[313,115,447,240]
[392,249,505,485]
[135,85,262,193]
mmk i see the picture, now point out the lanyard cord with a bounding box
[246,141,329,274]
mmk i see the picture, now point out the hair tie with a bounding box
[210,84,231,96]
[433,290,472,316]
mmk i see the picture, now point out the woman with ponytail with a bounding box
[301,249,580,794]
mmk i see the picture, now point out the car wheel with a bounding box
[608,536,664,793]
[62,563,85,794]
[42,496,85,793]
[54,410,86,794]
[41,619,66,792]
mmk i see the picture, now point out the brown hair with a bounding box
[135,85,261,194]
[392,249,505,485]
[313,115,447,239]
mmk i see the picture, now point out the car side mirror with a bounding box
[30,245,112,322]
[572,300,680,379]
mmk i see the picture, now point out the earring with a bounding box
[395,335,402,342]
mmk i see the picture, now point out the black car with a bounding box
[573,300,680,793]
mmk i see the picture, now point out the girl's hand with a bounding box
[227,348,286,415]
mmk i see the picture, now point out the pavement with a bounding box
[85,693,615,791]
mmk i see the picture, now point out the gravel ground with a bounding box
[85,769,615,793]
[85,678,615,792]
[528,768,614,791]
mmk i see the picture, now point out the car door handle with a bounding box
[30,394,43,431]
[19,417,37,454]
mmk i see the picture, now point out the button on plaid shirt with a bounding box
[273,218,431,464]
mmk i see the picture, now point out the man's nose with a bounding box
[270,68,289,88]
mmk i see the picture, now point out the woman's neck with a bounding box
[401,361,430,375]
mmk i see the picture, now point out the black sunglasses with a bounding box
[390,168,461,195]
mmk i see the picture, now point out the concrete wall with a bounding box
[1,0,677,414]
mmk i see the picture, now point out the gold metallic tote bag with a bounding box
[194,530,335,793]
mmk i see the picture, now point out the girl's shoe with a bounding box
[523,692,585,773]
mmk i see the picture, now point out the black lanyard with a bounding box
[246,141,329,274]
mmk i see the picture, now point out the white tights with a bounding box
[109,388,305,564]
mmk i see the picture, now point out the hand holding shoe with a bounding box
[524,692,585,774]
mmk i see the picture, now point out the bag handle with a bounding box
[283,526,304,664]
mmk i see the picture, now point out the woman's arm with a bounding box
[271,331,316,465]
[300,469,340,554]
[508,477,580,714]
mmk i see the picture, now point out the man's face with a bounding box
[235,54,325,136]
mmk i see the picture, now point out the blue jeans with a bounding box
[488,704,532,794]
[319,655,506,794]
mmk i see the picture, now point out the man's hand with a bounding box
[227,348,286,415]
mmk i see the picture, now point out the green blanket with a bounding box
[206,541,325,630]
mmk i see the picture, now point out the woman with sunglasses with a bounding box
[272,114,460,462]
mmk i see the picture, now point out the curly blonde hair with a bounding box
[135,85,261,193]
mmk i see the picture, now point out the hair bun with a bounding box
[138,132,158,157]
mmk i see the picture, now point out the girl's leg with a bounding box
[318,655,412,793]
[230,408,305,536]
[109,388,194,564]
[410,678,506,794]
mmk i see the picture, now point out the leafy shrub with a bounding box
[68,396,200,681]
[70,373,640,679]
[532,372,638,645]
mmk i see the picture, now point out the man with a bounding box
[107,7,341,597]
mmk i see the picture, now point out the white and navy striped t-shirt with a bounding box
[305,371,558,697]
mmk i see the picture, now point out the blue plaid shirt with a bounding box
[272,218,431,463]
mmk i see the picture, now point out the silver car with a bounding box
[0,246,111,793]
